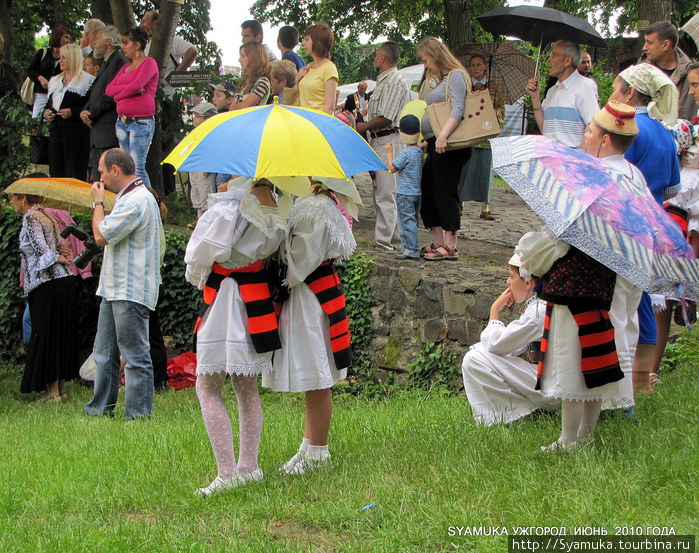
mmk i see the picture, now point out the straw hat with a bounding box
[593,101,638,136]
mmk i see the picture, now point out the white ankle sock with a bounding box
[306,444,329,460]
[299,437,310,452]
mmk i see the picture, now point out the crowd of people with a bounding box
[3,13,699,490]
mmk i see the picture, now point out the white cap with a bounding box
[508,253,522,267]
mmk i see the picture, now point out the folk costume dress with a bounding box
[263,193,356,392]
[462,296,560,425]
[517,229,624,402]
[185,188,287,376]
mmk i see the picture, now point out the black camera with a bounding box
[60,224,104,270]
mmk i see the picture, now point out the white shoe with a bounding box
[540,440,579,453]
[195,469,263,497]
[233,468,263,486]
[279,451,305,474]
[282,452,331,475]
[195,476,237,497]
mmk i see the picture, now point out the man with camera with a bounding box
[84,148,162,420]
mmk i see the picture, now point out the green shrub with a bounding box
[407,340,459,394]
[159,230,201,349]
[0,206,24,361]
[0,95,32,188]
[337,252,375,388]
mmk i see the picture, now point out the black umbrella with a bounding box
[477,5,606,48]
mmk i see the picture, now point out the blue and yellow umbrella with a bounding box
[164,100,387,184]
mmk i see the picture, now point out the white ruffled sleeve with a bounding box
[184,197,248,289]
[480,299,545,356]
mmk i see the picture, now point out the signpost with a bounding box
[167,71,212,87]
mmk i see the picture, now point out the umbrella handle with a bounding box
[533,36,543,77]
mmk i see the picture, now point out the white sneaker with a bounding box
[282,452,331,475]
[195,476,236,497]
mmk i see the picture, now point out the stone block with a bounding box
[443,284,474,316]
[398,268,422,292]
[420,319,448,342]
[447,319,471,345]
[471,293,496,320]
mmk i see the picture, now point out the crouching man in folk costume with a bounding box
[462,252,560,425]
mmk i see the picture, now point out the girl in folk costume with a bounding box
[184,177,287,496]
[262,177,359,474]
[461,253,560,425]
[517,228,624,451]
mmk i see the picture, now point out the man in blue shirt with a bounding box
[277,26,306,71]
[85,148,162,420]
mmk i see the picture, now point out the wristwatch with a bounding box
[92,201,104,209]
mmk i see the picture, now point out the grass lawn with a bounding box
[0,344,697,553]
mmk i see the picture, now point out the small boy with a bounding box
[384,114,424,260]
[188,102,219,228]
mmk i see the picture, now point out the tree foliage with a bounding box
[5,0,220,72]
[250,0,699,52]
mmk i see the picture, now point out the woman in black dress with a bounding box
[44,43,95,180]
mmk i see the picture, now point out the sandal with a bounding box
[424,245,458,261]
[420,243,437,256]
[649,373,662,385]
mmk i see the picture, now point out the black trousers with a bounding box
[420,137,471,232]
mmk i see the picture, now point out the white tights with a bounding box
[560,399,602,444]
[196,373,263,478]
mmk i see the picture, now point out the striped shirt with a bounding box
[542,70,599,148]
[367,67,412,131]
[96,179,161,310]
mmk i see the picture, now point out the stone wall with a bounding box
[366,253,522,377]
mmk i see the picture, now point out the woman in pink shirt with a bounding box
[106,27,159,187]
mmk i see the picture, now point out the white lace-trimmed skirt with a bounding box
[263,285,347,392]
[540,304,622,402]
[196,278,274,376]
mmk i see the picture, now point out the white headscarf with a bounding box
[619,64,679,125]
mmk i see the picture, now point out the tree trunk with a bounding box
[637,0,673,29]
[92,0,114,25]
[109,0,135,34]
[444,0,473,50]
[0,0,13,64]
[52,0,65,26]
[146,0,184,196]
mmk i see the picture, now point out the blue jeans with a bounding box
[22,304,31,343]
[85,299,153,419]
[115,118,155,188]
[396,193,421,258]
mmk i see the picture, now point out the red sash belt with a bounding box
[304,260,353,370]
[663,203,689,238]
[194,260,281,354]
[536,302,623,390]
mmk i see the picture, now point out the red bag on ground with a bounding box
[167,351,197,390]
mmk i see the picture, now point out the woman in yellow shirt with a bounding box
[296,23,338,114]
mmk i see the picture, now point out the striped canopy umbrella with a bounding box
[455,42,536,105]
[164,100,387,192]
[4,177,116,214]
[491,135,699,300]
